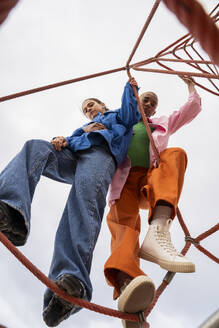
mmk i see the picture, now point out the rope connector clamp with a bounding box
[163,271,176,284]
[185,235,199,246]
[138,311,149,328]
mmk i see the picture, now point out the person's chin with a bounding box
[92,113,97,119]
[143,111,150,117]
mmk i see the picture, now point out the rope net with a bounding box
[0,1,219,102]
[0,0,218,327]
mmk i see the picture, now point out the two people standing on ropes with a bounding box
[104,76,201,328]
[0,77,142,327]
[0,75,201,327]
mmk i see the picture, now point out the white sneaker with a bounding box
[118,276,155,328]
[139,219,195,273]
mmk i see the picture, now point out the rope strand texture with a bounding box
[0,1,218,326]
[0,231,140,323]
[0,0,19,25]
[1,2,218,101]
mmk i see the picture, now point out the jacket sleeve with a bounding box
[168,91,202,135]
[116,82,141,128]
[65,127,84,147]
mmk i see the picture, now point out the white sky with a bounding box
[0,1,218,328]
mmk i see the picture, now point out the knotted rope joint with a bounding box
[185,235,200,246]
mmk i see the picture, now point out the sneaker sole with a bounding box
[139,249,195,273]
[118,276,155,313]
[118,276,155,328]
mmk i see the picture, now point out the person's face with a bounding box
[82,99,106,120]
[139,92,158,117]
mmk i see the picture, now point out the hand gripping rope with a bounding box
[0,1,219,327]
[0,1,219,102]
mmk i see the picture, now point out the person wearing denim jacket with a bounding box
[0,78,143,327]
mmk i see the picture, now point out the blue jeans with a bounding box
[0,139,116,306]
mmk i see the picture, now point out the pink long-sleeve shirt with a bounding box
[108,91,202,204]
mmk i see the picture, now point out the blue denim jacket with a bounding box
[65,82,140,166]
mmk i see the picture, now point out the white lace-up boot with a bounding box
[139,216,195,273]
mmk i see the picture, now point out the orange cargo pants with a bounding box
[104,147,187,299]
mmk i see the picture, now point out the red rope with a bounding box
[3,219,217,325]
[126,0,161,66]
[0,1,218,326]
[1,75,217,325]
[0,66,126,103]
[127,72,160,166]
[1,2,218,102]
[142,214,219,318]
[0,231,140,323]
[0,0,19,25]
[161,0,219,66]
[133,66,219,79]
[195,244,219,264]
[195,222,219,243]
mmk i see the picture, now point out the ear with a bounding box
[101,102,107,111]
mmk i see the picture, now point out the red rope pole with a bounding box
[126,0,161,66]
[0,0,19,25]
[155,33,190,58]
[177,209,219,262]
[172,39,219,94]
[2,53,218,104]
[176,207,190,236]
[0,58,158,103]
[195,244,219,264]
[161,0,219,66]
[144,280,168,318]
[0,66,126,103]
[133,66,219,79]
[153,58,213,65]
[195,222,219,243]
[190,42,219,83]
[127,70,160,166]
[186,81,219,96]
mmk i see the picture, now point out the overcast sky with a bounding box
[0,1,218,328]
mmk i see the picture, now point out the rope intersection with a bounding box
[0,0,218,102]
[0,1,219,327]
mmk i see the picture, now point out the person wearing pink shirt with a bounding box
[104,77,202,328]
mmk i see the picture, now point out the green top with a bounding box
[127,121,155,168]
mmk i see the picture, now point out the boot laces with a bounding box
[155,229,181,256]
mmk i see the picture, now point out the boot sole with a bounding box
[118,276,155,313]
[139,249,195,273]
[121,319,142,328]
[43,275,84,327]
[118,276,155,328]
